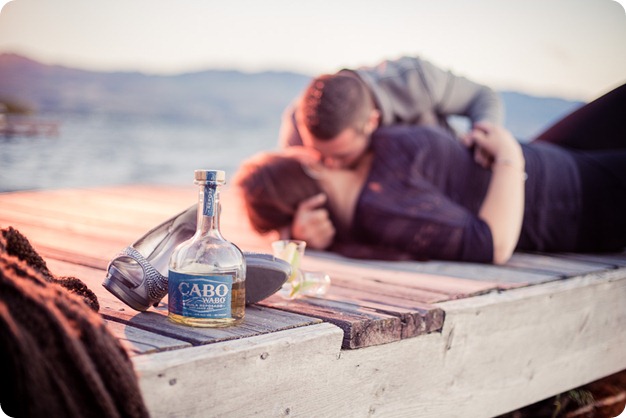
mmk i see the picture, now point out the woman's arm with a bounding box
[469,123,525,264]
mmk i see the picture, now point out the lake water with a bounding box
[0,114,280,192]
[1,109,556,193]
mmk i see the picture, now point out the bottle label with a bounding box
[168,271,232,319]
[203,184,217,216]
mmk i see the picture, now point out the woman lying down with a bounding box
[234,100,626,265]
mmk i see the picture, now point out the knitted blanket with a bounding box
[0,227,149,418]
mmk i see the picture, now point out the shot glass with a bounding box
[272,240,306,298]
[300,270,331,297]
[271,240,331,299]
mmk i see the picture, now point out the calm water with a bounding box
[0,114,280,192]
[1,107,562,193]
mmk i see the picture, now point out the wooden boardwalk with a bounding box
[1,185,625,417]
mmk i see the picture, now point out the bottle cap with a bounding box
[194,170,226,185]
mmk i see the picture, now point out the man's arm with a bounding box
[428,61,504,126]
[278,104,304,148]
[354,56,504,127]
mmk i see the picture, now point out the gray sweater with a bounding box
[279,56,504,147]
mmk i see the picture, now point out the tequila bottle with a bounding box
[168,170,245,327]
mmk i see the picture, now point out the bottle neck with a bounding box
[197,183,222,236]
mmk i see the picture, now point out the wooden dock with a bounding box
[0,116,59,137]
[1,185,625,417]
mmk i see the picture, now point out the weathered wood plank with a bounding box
[104,319,192,355]
[259,281,446,347]
[260,294,403,349]
[307,249,556,287]
[505,252,614,276]
[135,322,346,418]
[0,203,151,237]
[134,269,626,418]
[45,258,324,347]
[0,186,461,351]
[0,220,125,265]
[36,234,467,351]
[551,251,626,267]
[94,185,196,204]
[4,185,623,355]
[0,188,189,228]
[4,185,626,416]
[325,285,445,339]
[301,254,501,298]
[329,273,451,304]
[0,187,275,265]
[133,304,324,347]
[367,258,558,286]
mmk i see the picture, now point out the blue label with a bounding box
[203,184,216,217]
[168,271,232,319]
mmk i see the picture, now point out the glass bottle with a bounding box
[168,169,245,327]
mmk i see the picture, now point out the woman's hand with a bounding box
[463,122,522,169]
[290,193,336,250]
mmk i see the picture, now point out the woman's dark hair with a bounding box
[298,73,374,140]
[233,152,323,234]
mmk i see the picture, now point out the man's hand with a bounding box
[291,193,336,250]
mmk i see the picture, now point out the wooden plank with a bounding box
[0,220,125,266]
[505,252,614,276]
[123,304,324,347]
[1,189,416,350]
[259,280,446,347]
[0,187,194,244]
[20,244,110,270]
[44,243,443,350]
[0,187,276,266]
[305,248,619,288]
[329,273,451,304]
[260,295,403,349]
[0,188,188,228]
[134,268,626,418]
[325,285,445,339]
[5,186,621,353]
[301,254,501,299]
[104,319,192,355]
[0,202,151,237]
[551,251,626,267]
[367,258,558,286]
[5,185,626,416]
[45,258,324,348]
[244,265,447,348]
[0,186,186,212]
[135,323,346,417]
[94,185,196,205]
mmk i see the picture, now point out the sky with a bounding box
[0,0,625,101]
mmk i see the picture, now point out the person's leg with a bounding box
[575,150,626,252]
[533,84,626,150]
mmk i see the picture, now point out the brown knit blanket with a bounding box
[0,227,149,418]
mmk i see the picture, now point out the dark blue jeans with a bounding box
[534,84,626,150]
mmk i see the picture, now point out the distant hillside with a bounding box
[0,53,311,127]
[0,53,582,138]
[499,91,582,140]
